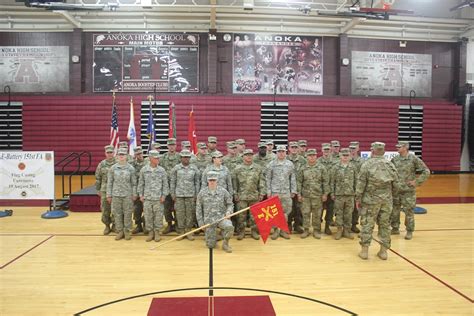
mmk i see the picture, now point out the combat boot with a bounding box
[162,222,173,235]
[251,229,260,240]
[236,230,245,240]
[351,225,360,233]
[293,224,304,234]
[146,231,154,242]
[358,246,369,260]
[343,228,354,240]
[154,231,161,242]
[377,245,388,260]
[124,231,131,240]
[132,224,143,235]
[405,231,413,240]
[103,225,111,235]
[313,230,322,239]
[111,224,117,233]
[324,223,332,235]
[216,230,223,241]
[391,228,400,235]
[115,231,124,241]
[280,230,290,239]
[300,229,310,239]
[335,227,343,240]
[271,229,279,240]
[222,240,233,253]
[186,233,195,241]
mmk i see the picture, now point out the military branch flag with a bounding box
[146,95,156,154]
[188,108,198,154]
[168,102,176,138]
[127,96,137,155]
[109,91,120,155]
[249,196,290,243]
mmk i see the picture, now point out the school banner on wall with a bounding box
[0,46,69,92]
[351,51,432,97]
[232,33,323,95]
[0,151,55,200]
[93,33,199,93]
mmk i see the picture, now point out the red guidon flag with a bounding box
[249,196,290,243]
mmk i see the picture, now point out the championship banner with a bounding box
[232,33,323,95]
[249,196,290,243]
[0,151,55,200]
[351,51,432,97]
[361,151,416,161]
[93,33,199,93]
[0,46,69,92]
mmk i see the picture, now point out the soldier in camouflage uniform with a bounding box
[297,149,329,239]
[222,141,240,173]
[235,139,246,156]
[143,143,161,166]
[131,147,146,234]
[95,145,116,235]
[191,142,211,172]
[118,141,133,163]
[106,148,137,241]
[356,142,398,260]
[317,143,335,235]
[349,141,363,233]
[201,151,233,195]
[138,150,169,242]
[298,140,308,158]
[232,149,265,240]
[160,138,181,234]
[391,141,430,240]
[266,145,297,240]
[207,136,218,155]
[287,141,307,234]
[170,150,201,240]
[330,148,357,240]
[253,141,273,171]
[331,140,341,161]
[266,140,276,160]
[196,171,235,253]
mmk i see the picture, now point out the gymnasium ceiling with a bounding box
[0,0,473,42]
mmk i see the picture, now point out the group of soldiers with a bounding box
[95,136,430,259]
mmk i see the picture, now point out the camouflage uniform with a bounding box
[232,151,265,238]
[131,150,146,233]
[350,151,363,231]
[297,154,329,236]
[330,157,358,236]
[201,164,233,195]
[137,161,169,235]
[391,150,430,235]
[287,150,307,233]
[95,149,115,231]
[106,161,137,236]
[356,143,398,259]
[196,183,234,250]
[317,148,336,233]
[160,139,181,230]
[170,156,201,234]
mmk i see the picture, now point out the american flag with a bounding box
[110,95,120,154]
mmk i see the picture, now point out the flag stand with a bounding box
[42,198,68,219]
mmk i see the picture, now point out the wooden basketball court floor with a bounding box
[0,174,473,315]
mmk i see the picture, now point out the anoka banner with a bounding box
[0,151,55,200]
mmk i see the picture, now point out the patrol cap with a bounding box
[331,140,340,147]
[152,143,161,149]
[211,151,223,158]
[322,143,331,150]
[207,171,219,181]
[148,150,160,158]
[371,142,385,150]
[117,148,128,155]
[197,142,207,149]
[167,138,177,145]
[104,145,114,153]
[289,141,298,148]
[298,140,307,147]
[396,141,409,148]
[276,145,287,152]
[265,140,274,145]
[134,147,143,154]
[258,141,267,148]
[226,141,237,149]
[350,141,360,147]
[208,136,217,143]
[180,149,192,157]
[235,138,246,145]
[349,144,357,150]
[243,149,254,155]
[306,148,317,156]
[119,141,128,148]
[181,140,191,147]
[340,148,350,156]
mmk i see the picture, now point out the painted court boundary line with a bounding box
[0,235,54,269]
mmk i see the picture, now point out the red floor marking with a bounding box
[0,235,54,269]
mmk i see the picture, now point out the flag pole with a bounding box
[150,206,250,250]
